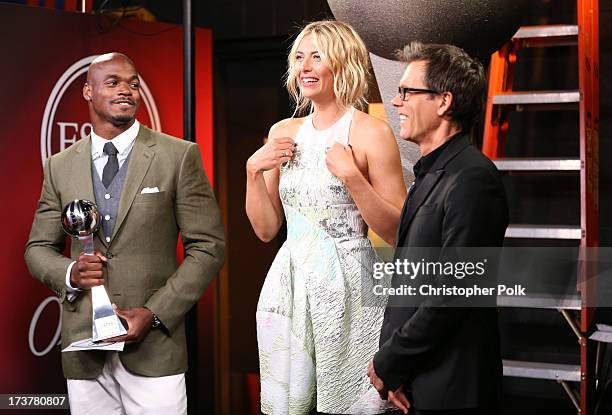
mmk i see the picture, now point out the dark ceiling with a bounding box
[93,0,333,39]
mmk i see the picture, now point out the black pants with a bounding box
[392,409,497,415]
[311,408,496,415]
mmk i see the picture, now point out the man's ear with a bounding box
[83,82,92,102]
[437,91,453,117]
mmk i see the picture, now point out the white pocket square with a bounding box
[140,187,160,194]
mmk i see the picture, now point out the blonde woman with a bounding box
[246,20,406,414]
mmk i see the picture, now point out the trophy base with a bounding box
[92,312,127,342]
[91,285,127,342]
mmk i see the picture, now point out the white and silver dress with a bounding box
[256,107,390,414]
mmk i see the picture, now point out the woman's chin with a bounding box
[300,89,317,99]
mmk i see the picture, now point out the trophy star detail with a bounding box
[61,199,127,342]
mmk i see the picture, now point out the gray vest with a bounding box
[92,153,131,242]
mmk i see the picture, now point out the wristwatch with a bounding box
[144,306,161,329]
[151,313,162,329]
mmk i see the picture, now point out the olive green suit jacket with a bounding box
[25,126,225,379]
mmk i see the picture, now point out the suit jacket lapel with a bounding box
[69,137,108,247]
[395,134,471,246]
[112,127,155,239]
[70,136,95,202]
[396,170,444,244]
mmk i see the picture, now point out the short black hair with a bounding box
[398,41,486,132]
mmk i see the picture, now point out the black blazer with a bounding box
[374,134,509,411]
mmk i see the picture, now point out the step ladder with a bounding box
[482,1,599,413]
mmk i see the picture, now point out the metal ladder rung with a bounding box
[505,225,582,240]
[503,360,581,382]
[497,294,581,310]
[493,158,580,171]
[514,25,578,40]
[493,90,580,105]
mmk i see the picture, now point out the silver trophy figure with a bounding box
[61,200,127,342]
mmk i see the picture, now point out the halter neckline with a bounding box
[308,107,355,132]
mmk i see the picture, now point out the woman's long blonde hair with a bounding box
[286,20,371,115]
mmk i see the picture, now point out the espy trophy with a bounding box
[61,199,127,342]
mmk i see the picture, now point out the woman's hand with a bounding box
[325,142,360,183]
[247,137,296,176]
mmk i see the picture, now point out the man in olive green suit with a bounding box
[25,53,225,414]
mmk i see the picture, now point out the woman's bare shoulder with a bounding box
[351,109,396,146]
[269,117,306,139]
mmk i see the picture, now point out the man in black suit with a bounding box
[368,42,509,414]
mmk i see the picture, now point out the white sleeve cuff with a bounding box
[65,261,80,302]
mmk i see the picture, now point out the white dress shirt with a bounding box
[90,120,140,181]
[65,121,141,297]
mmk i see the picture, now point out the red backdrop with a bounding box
[0,3,213,401]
